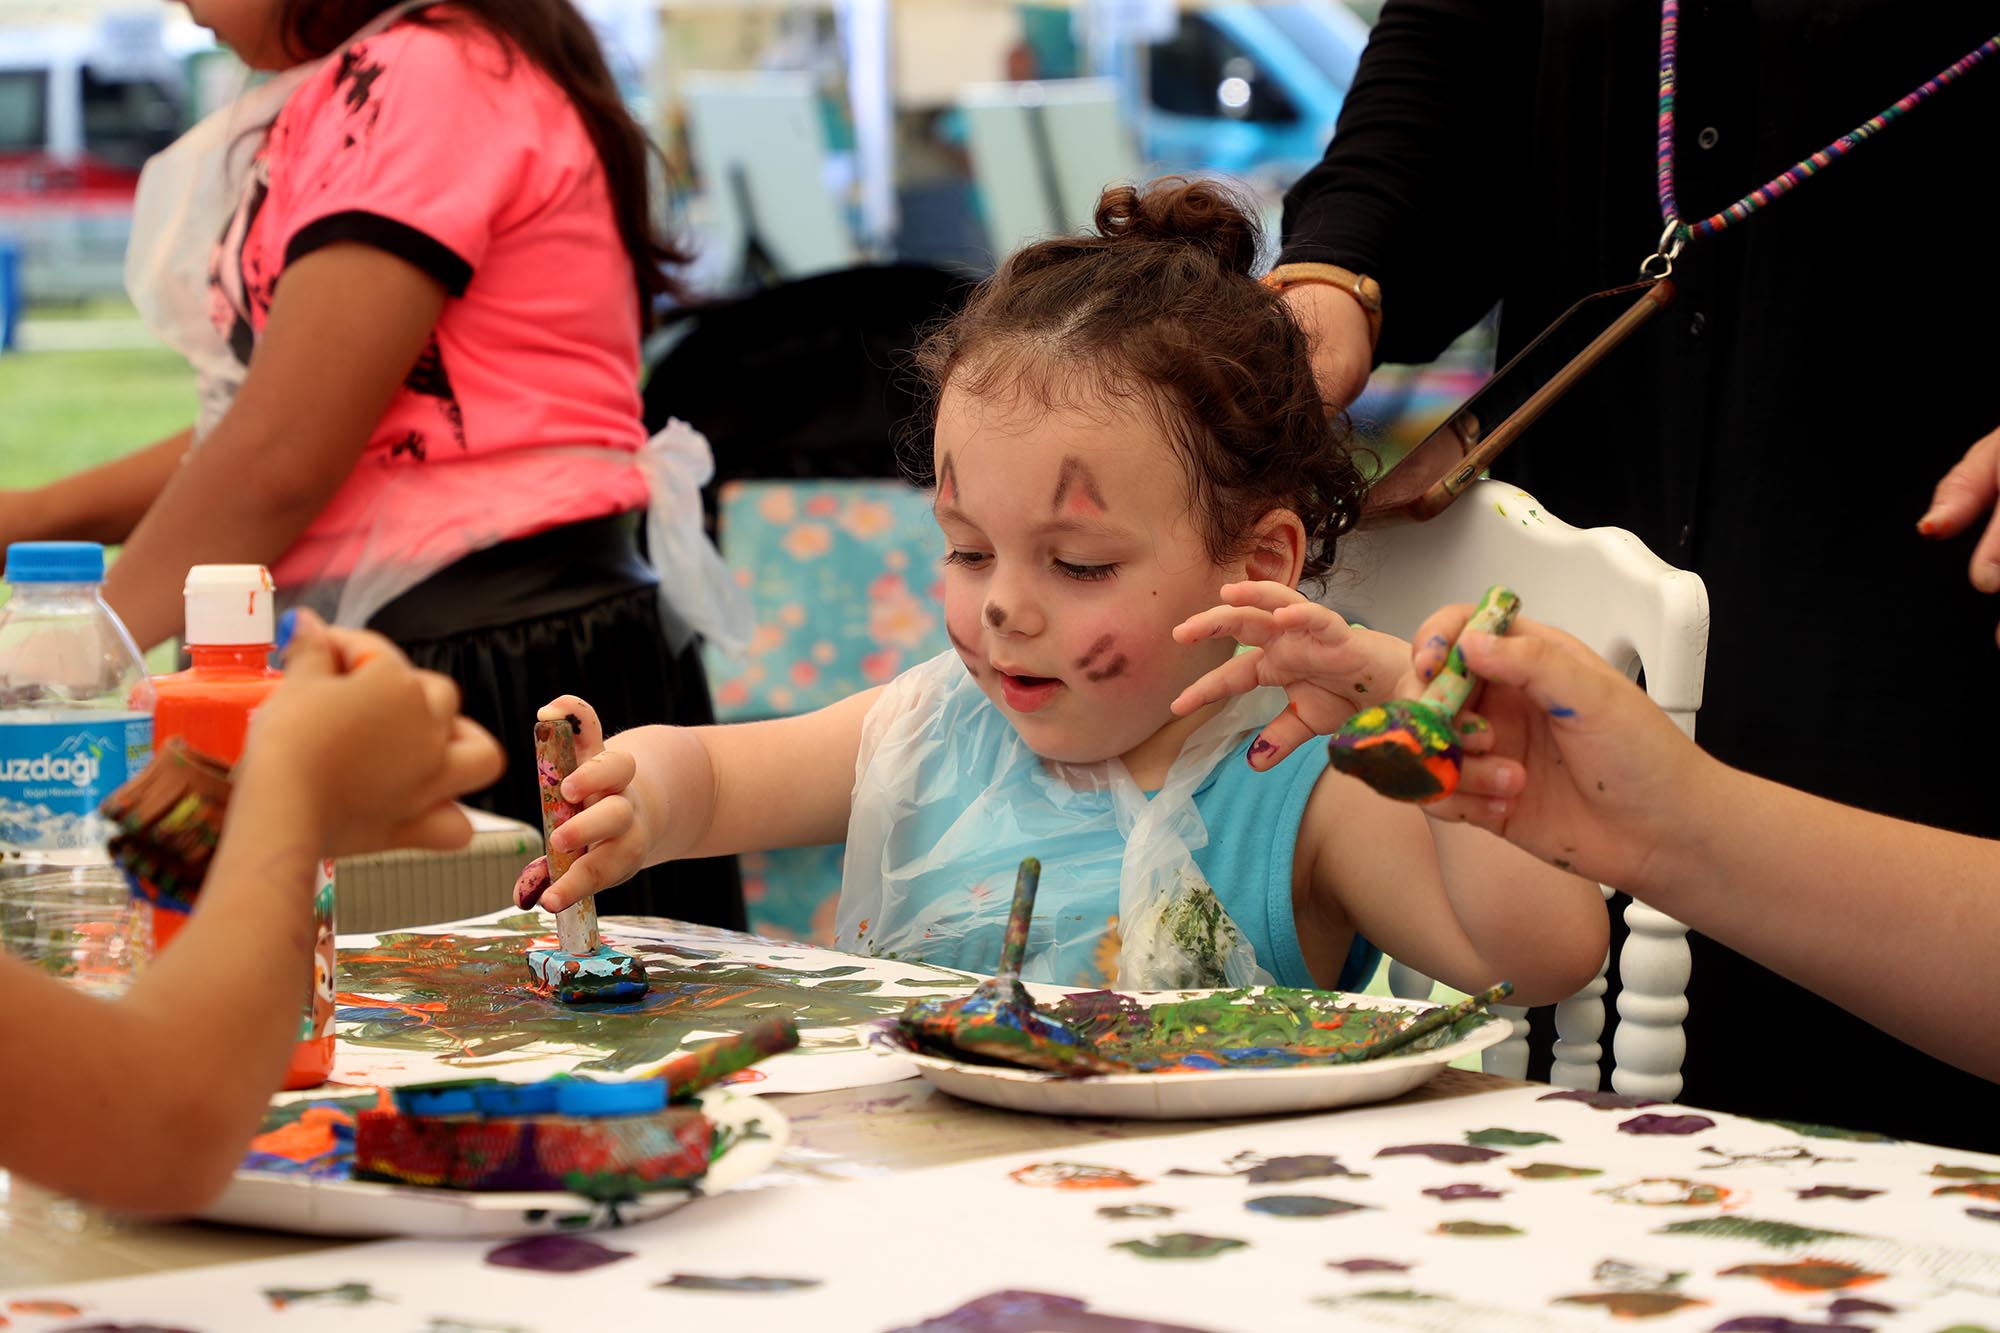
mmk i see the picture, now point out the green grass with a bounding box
[0,345,193,482]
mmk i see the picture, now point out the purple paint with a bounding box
[1969,1207,2000,1223]
[483,1235,633,1274]
[1618,1113,1715,1136]
[1423,1183,1505,1201]
[1704,1312,1872,1320]
[1825,1299,1896,1318]
[1327,1258,1412,1274]
[886,1290,1222,1333]
[41,1327,194,1333]
[1246,738,1276,764]
[512,857,551,910]
[1539,1090,1663,1110]
[1793,1186,1883,1201]
[1377,1144,1503,1165]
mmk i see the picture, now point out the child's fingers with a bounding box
[321,624,405,673]
[412,668,462,730]
[438,718,505,798]
[549,796,635,858]
[1215,579,1308,611]
[277,610,337,679]
[1451,753,1524,799]
[541,841,638,914]
[514,856,552,909]
[1422,790,1511,834]
[1171,646,1268,715]
[538,695,605,761]
[1245,703,1315,772]
[1454,618,1617,722]
[1452,710,1496,754]
[1173,603,1280,648]
[1407,607,1472,683]
[560,748,636,805]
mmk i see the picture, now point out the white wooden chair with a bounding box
[1324,479,1709,1099]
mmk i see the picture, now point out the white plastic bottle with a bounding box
[0,542,157,994]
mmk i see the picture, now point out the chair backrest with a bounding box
[1323,479,1709,1100]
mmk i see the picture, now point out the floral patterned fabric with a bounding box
[703,480,950,942]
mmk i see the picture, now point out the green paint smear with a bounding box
[1156,872,1249,989]
[1466,1128,1558,1147]
[1112,1233,1248,1260]
[904,986,1493,1073]
[337,929,973,1073]
[1436,1221,1522,1236]
[1655,1216,1856,1247]
[1347,1291,1444,1304]
[1510,1163,1601,1180]
[1932,1164,2000,1180]
[1762,1118,1899,1143]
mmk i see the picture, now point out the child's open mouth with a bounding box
[999,671,1063,714]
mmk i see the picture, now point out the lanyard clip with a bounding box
[1641,219,1687,280]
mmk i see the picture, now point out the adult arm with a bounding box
[101,243,444,647]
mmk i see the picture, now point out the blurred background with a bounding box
[0,0,1494,944]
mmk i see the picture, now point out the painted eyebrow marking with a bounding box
[1051,456,1108,516]
[936,454,959,505]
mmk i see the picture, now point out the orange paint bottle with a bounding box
[152,566,335,1089]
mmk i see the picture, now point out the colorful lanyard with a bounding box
[1644,0,1998,277]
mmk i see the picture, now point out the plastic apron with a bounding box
[835,649,1286,989]
[120,7,750,651]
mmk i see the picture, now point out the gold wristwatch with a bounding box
[1262,262,1383,352]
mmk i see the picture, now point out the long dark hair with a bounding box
[281,0,687,323]
[912,177,1367,585]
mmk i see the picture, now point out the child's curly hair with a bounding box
[909,176,1368,585]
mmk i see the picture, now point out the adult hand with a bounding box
[1280,282,1374,413]
[1918,423,2000,643]
[1410,605,1711,891]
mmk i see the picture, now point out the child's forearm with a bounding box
[0,774,326,1213]
[1427,819,1609,1007]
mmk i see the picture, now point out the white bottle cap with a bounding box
[183,565,277,647]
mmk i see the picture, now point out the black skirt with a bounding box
[365,510,746,929]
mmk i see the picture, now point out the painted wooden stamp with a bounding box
[1326,584,1522,803]
[527,716,649,1004]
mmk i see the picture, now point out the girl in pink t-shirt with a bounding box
[0,0,744,927]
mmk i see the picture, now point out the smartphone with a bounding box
[1361,279,1676,525]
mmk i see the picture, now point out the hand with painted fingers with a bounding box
[1172,580,1413,772]
[1918,422,2000,642]
[513,694,654,914]
[245,610,505,858]
[1408,604,1711,890]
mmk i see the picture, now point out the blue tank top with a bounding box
[838,661,1380,993]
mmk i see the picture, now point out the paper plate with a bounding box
[870,988,1511,1120]
[203,1086,787,1238]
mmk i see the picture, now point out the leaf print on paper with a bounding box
[1718,1260,1885,1292]
[1509,1163,1603,1180]
[1465,1128,1558,1148]
[1618,1113,1716,1136]
[1377,1143,1504,1165]
[1435,1220,1523,1237]
[1111,1233,1249,1260]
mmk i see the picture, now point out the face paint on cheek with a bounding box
[1084,653,1128,682]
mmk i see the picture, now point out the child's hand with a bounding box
[1172,581,1410,771]
[1410,604,1709,888]
[248,611,504,857]
[513,695,651,913]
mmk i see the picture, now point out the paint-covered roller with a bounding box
[525,715,649,1004]
[354,1101,713,1197]
[1326,584,1522,803]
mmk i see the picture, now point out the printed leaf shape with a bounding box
[1466,1128,1559,1147]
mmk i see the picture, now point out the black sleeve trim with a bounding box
[285,211,473,296]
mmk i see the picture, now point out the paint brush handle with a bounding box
[648,1017,802,1099]
[1419,585,1521,718]
[1363,982,1514,1062]
[535,716,601,955]
[994,857,1042,984]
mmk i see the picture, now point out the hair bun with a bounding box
[1093,177,1261,275]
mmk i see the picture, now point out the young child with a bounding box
[0,612,503,1213]
[518,179,1607,1002]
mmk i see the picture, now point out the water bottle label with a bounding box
[0,717,152,849]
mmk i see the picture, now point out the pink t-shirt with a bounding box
[212,15,651,590]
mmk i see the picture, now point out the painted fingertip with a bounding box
[1246,737,1278,768]
[273,607,299,657]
